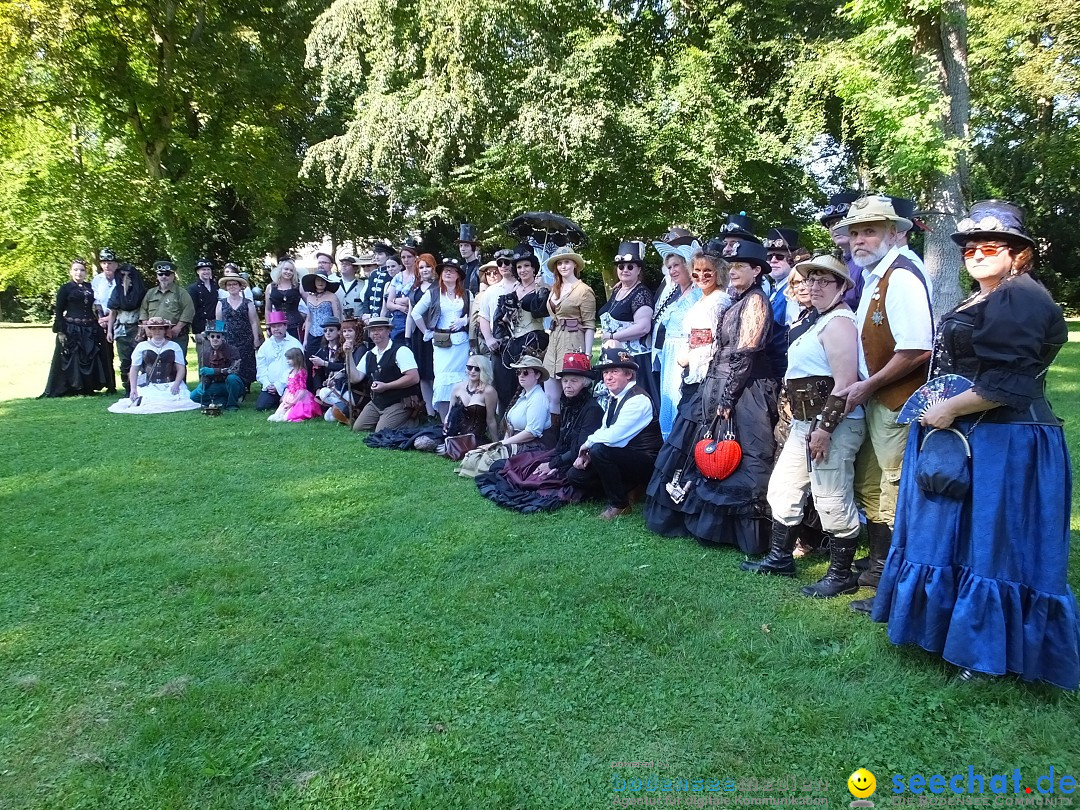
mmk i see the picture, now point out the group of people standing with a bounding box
[39,196,1078,690]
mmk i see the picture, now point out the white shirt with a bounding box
[256,333,304,391]
[505,384,550,438]
[478,279,517,324]
[337,274,366,316]
[855,249,934,380]
[585,381,653,449]
[91,272,116,314]
[356,343,418,377]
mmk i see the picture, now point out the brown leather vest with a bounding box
[861,263,930,410]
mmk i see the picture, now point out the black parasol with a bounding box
[504,211,589,249]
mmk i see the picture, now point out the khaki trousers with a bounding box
[853,397,911,528]
[352,400,414,433]
[767,417,866,539]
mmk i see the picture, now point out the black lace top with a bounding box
[931,274,1066,409]
[702,285,773,413]
[599,282,653,321]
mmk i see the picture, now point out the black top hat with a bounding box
[819,190,860,225]
[457,223,479,245]
[99,248,117,262]
[950,200,1035,248]
[301,268,341,293]
[613,240,647,264]
[717,212,759,242]
[763,228,800,252]
[195,258,214,270]
[593,346,639,373]
[436,256,467,277]
[722,239,771,276]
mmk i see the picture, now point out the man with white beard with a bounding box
[833,195,933,612]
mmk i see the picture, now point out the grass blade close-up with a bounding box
[2,324,1078,809]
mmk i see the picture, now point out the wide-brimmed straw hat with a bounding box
[218,269,249,290]
[364,316,393,331]
[793,254,855,291]
[835,195,914,233]
[142,316,173,329]
[510,354,550,382]
[544,245,586,274]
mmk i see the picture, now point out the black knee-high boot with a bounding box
[800,534,859,598]
[857,521,893,588]
[740,521,798,576]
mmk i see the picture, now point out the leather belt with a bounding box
[786,376,834,421]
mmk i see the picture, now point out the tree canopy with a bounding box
[1,0,1077,314]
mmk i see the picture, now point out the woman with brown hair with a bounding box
[543,245,595,415]
[411,257,471,422]
[405,253,438,418]
[870,200,1078,689]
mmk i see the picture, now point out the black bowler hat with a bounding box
[195,258,214,270]
[510,243,539,269]
[593,346,639,372]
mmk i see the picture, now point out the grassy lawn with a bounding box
[2,324,1078,809]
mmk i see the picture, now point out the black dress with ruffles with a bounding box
[644,284,779,554]
[41,281,112,397]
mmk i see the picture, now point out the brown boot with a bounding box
[331,405,352,426]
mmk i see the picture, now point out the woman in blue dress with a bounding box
[871,200,1079,689]
[653,248,701,438]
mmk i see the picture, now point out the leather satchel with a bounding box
[443,433,477,461]
[914,427,971,499]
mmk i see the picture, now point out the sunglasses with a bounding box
[156,270,174,276]
[466,364,481,371]
[767,253,789,262]
[516,369,536,376]
[690,270,716,279]
[616,262,640,271]
[496,259,512,266]
[962,243,1010,259]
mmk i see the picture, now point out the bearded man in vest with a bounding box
[834,195,933,610]
[345,316,422,432]
[567,347,663,520]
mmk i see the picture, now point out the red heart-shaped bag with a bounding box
[694,417,742,481]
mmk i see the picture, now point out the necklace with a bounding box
[466,384,480,396]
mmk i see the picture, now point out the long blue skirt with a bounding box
[871,419,1080,690]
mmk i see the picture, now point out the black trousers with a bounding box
[566,444,656,508]
[255,390,281,411]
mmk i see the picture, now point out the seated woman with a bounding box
[413,355,498,454]
[108,317,200,414]
[476,352,603,512]
[871,200,1079,689]
[457,353,551,477]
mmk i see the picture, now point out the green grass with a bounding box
[1,325,1079,809]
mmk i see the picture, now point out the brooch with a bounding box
[871,310,885,326]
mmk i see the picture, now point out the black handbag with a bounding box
[914,427,972,499]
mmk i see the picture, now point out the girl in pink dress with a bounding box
[268,348,322,422]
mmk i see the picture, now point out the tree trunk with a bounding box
[915,0,970,320]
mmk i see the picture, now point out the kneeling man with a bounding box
[347,316,422,432]
[568,347,663,519]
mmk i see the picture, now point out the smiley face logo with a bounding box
[848,768,877,799]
